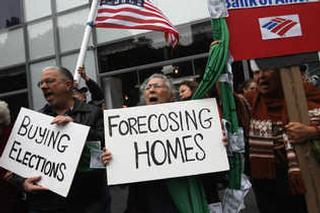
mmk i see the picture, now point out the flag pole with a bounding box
[74,0,100,83]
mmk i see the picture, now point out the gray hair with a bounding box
[139,73,176,104]
[42,66,74,82]
[0,100,11,126]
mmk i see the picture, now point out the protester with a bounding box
[178,80,198,101]
[73,66,105,108]
[102,73,179,213]
[8,66,110,213]
[0,100,28,213]
[244,67,320,213]
[72,87,88,102]
[240,79,257,95]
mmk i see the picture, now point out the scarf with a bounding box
[245,82,320,195]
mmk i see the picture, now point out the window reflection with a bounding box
[0,66,26,93]
[98,21,213,73]
[0,0,21,29]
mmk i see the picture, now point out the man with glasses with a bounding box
[9,66,110,213]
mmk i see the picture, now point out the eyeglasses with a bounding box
[37,78,57,88]
[145,83,166,91]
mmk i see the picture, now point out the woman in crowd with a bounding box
[178,80,198,101]
[240,79,257,95]
[102,73,179,213]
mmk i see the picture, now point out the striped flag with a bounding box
[95,0,179,47]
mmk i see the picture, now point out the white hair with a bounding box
[0,100,11,126]
[139,73,177,105]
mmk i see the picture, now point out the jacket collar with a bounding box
[40,99,92,116]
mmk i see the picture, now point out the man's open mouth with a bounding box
[44,92,54,98]
[149,97,158,102]
[259,81,269,88]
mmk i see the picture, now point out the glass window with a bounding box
[170,21,212,60]
[61,51,101,104]
[24,0,51,22]
[27,19,55,60]
[56,0,88,12]
[0,28,25,68]
[30,59,56,110]
[0,66,27,93]
[107,71,140,107]
[96,27,147,45]
[98,36,166,72]
[0,0,22,29]
[57,8,92,53]
[61,50,98,98]
[1,92,29,122]
[153,0,209,26]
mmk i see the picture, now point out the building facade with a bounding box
[1,0,222,117]
[1,0,319,119]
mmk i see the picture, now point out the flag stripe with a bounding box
[97,7,165,20]
[96,17,177,32]
[94,0,179,47]
[96,10,171,25]
[96,15,176,31]
[96,22,174,33]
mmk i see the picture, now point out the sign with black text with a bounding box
[104,98,229,185]
[0,108,90,197]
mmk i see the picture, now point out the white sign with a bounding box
[104,98,229,185]
[259,14,302,40]
[0,108,90,197]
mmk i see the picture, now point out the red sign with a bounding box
[227,2,320,61]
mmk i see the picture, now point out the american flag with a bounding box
[94,0,179,47]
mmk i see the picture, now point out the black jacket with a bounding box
[26,100,109,212]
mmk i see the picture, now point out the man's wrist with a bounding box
[310,125,320,138]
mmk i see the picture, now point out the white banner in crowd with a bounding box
[0,108,90,197]
[104,98,229,185]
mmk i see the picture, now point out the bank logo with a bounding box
[259,15,302,40]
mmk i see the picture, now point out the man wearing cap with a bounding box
[74,66,104,108]
[73,87,88,102]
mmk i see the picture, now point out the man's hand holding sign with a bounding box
[0,66,110,213]
[0,108,89,197]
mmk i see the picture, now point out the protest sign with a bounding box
[104,98,229,185]
[0,108,90,197]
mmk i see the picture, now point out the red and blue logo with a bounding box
[259,15,302,40]
[261,17,297,36]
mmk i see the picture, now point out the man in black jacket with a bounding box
[14,66,110,213]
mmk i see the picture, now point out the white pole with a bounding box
[74,0,100,83]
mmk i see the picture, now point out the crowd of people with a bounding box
[0,61,320,213]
